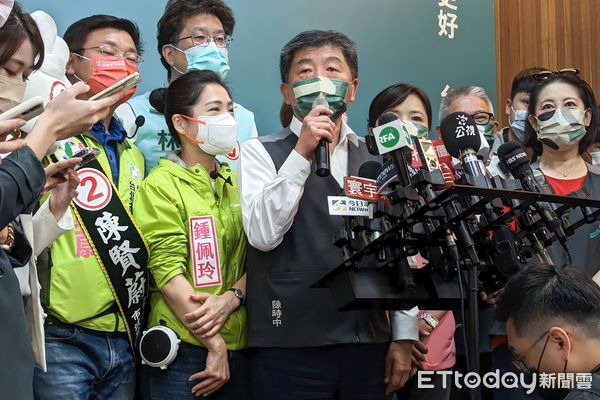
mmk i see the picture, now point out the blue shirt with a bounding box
[90,117,127,184]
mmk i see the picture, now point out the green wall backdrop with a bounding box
[24,0,496,136]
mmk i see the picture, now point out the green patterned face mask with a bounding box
[412,122,429,138]
[535,108,587,151]
[477,122,495,142]
[291,76,349,118]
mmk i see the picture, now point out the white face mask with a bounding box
[183,112,238,155]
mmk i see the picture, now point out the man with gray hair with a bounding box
[436,87,541,399]
[436,85,499,146]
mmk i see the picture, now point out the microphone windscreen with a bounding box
[496,141,522,160]
[497,141,531,177]
[358,161,382,180]
[440,112,480,158]
[377,112,398,127]
[135,115,145,128]
[209,170,219,180]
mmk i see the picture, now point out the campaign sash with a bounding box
[66,137,148,358]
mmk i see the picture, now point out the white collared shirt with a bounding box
[238,116,359,251]
[238,116,419,341]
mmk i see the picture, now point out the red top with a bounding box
[544,175,586,196]
[491,174,586,351]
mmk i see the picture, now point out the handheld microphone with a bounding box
[497,141,569,250]
[209,169,233,186]
[313,97,331,177]
[127,115,145,139]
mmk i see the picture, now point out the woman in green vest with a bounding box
[133,70,248,399]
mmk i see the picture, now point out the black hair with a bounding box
[495,264,600,339]
[157,0,235,74]
[523,73,598,156]
[0,2,44,72]
[368,83,432,130]
[63,14,143,55]
[149,69,231,147]
[279,30,358,83]
[510,67,546,100]
[278,30,358,127]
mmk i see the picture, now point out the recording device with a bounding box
[139,325,181,369]
[498,141,569,251]
[127,115,145,139]
[51,147,100,179]
[313,98,347,178]
[0,96,45,121]
[89,72,140,101]
[72,147,100,169]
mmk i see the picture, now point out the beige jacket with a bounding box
[14,198,73,372]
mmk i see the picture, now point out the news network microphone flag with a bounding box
[344,176,387,202]
[373,119,417,155]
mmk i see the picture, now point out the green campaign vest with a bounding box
[39,133,148,356]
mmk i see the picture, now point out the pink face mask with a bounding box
[85,56,138,105]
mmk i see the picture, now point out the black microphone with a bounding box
[440,112,488,182]
[352,161,383,248]
[498,141,569,250]
[439,112,484,264]
[375,113,414,189]
[209,169,233,186]
[358,161,381,180]
[313,97,331,177]
[127,115,145,139]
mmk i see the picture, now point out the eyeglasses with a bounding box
[533,68,580,81]
[470,111,494,125]
[174,32,233,49]
[73,45,143,65]
[512,332,549,374]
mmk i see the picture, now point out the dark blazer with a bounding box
[0,146,45,400]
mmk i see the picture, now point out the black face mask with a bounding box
[524,335,572,400]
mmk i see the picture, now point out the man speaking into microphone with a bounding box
[238,30,418,399]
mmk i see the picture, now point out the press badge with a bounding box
[189,216,222,287]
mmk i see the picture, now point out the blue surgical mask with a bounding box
[172,42,230,79]
[509,106,529,141]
